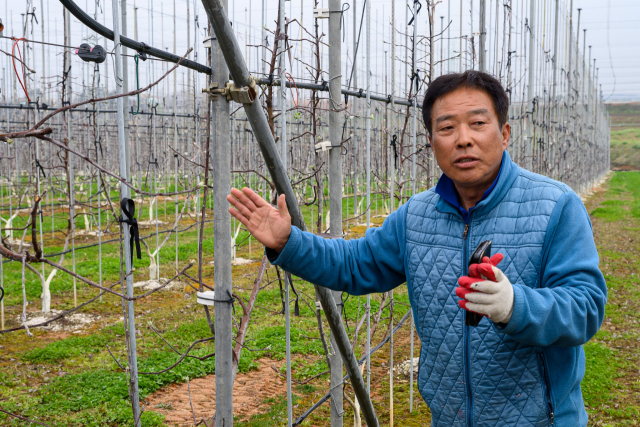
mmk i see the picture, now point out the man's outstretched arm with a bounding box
[228,187,407,295]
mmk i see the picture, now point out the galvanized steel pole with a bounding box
[479,0,486,72]
[365,0,372,397]
[328,0,344,424]
[278,1,293,424]
[410,0,418,412]
[205,2,234,426]
[526,0,536,170]
[112,1,141,424]
[552,0,560,100]
[121,0,130,178]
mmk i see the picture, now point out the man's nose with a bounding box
[456,124,475,148]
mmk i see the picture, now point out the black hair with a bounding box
[421,70,509,136]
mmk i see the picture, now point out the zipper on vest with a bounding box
[462,223,473,427]
[540,353,555,424]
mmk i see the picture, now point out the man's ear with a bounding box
[501,122,510,150]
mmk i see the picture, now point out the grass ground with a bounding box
[1,138,639,425]
[608,102,640,171]
[610,127,640,171]
[581,171,640,425]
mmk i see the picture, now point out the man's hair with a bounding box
[421,70,509,136]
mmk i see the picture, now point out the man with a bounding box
[227,71,607,426]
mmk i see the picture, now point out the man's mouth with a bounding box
[454,157,479,168]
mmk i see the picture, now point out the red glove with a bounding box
[455,253,504,314]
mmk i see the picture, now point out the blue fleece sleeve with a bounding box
[495,191,607,347]
[267,203,408,296]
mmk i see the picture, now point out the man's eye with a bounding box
[474,121,485,126]
[440,126,453,131]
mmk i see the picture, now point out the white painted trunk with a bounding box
[231,223,242,260]
[357,196,365,215]
[353,393,362,427]
[149,257,158,281]
[82,209,91,230]
[41,268,59,313]
[149,197,156,221]
[2,213,18,238]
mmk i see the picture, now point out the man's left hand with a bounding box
[456,256,515,324]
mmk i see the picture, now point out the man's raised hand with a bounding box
[227,187,292,253]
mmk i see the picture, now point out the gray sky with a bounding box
[574,0,640,102]
[2,0,638,103]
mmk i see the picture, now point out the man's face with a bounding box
[429,87,510,190]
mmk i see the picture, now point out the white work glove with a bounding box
[455,254,515,324]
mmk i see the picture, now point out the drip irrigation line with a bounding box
[292,309,413,426]
[59,0,211,74]
[0,36,168,62]
[256,78,420,108]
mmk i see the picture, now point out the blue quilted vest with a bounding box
[405,151,570,426]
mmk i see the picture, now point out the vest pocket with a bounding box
[538,352,555,425]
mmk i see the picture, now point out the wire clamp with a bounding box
[202,82,224,100]
[314,140,331,152]
[197,289,236,314]
[313,8,329,19]
[202,76,257,104]
[226,76,257,104]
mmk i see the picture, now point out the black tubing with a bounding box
[60,0,212,75]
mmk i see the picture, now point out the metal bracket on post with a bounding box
[313,8,330,19]
[226,76,257,103]
[202,76,257,104]
[201,82,225,100]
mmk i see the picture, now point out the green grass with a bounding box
[235,395,300,427]
[610,123,640,170]
[582,342,617,407]
[606,103,640,116]
[581,171,640,423]
[2,169,638,426]
[22,331,115,363]
[590,172,640,221]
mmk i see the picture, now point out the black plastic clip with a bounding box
[213,289,236,315]
[285,272,300,317]
[390,134,398,168]
[35,159,46,178]
[410,71,421,92]
[94,137,103,157]
[118,198,142,264]
[407,0,422,25]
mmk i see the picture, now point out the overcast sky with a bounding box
[2,0,638,103]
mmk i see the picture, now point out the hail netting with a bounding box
[0,0,609,425]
